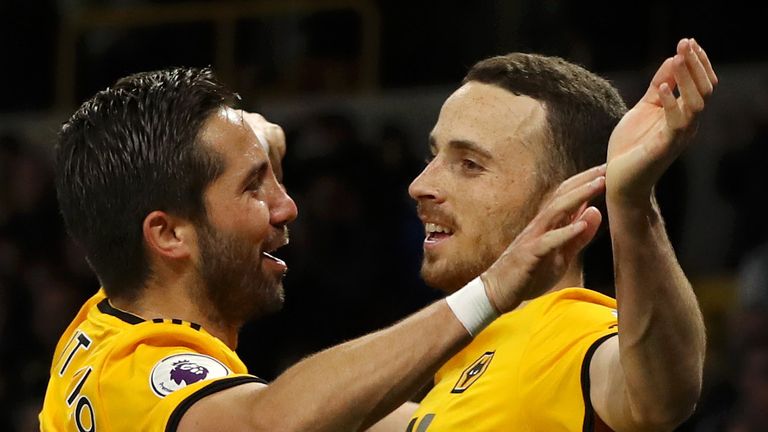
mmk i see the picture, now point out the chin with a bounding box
[249,280,286,319]
[207,276,286,325]
[421,248,494,294]
[421,264,474,294]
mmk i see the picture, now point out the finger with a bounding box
[266,124,287,160]
[563,206,602,258]
[660,82,685,131]
[572,202,588,223]
[533,220,589,258]
[691,38,718,86]
[242,111,287,182]
[552,164,607,199]
[241,110,266,124]
[538,175,605,230]
[253,128,271,155]
[241,111,269,139]
[266,125,286,182]
[574,204,602,227]
[672,53,705,115]
[270,152,284,183]
[241,111,271,152]
[681,39,714,99]
[642,57,677,104]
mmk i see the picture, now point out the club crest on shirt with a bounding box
[452,351,495,393]
[150,353,230,397]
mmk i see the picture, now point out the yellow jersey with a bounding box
[410,288,618,432]
[39,290,265,432]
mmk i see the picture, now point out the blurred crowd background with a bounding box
[1,1,767,430]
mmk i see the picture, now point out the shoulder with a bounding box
[533,288,617,332]
[93,296,244,369]
[99,320,264,430]
[101,318,255,394]
[539,287,616,311]
[520,287,618,374]
[517,289,618,429]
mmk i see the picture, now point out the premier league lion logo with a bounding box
[170,360,209,385]
[150,353,230,397]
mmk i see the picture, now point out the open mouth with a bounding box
[261,238,289,272]
[261,251,285,265]
[424,222,454,245]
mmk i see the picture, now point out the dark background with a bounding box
[1,1,767,430]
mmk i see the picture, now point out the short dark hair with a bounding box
[56,67,236,300]
[464,53,627,189]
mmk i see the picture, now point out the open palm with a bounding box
[606,38,717,202]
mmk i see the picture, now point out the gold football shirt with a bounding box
[39,290,264,432]
[411,288,618,431]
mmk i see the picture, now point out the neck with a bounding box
[510,262,584,310]
[109,275,241,350]
[547,260,585,293]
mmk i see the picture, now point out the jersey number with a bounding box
[60,331,96,432]
[65,366,96,432]
[58,331,92,376]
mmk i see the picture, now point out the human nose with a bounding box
[408,160,445,204]
[270,183,298,227]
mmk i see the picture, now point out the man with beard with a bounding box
[40,67,608,431]
[370,38,717,431]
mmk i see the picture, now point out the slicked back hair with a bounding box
[464,53,627,192]
[56,67,235,300]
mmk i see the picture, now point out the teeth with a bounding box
[262,251,285,265]
[425,223,453,235]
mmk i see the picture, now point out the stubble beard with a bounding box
[420,209,536,294]
[196,222,285,327]
[421,240,499,293]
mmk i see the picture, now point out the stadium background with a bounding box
[1,1,767,430]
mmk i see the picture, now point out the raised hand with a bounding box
[606,38,717,203]
[241,111,287,182]
[480,164,607,312]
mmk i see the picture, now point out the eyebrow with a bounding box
[429,136,493,160]
[239,161,268,191]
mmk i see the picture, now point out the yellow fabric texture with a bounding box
[39,290,259,432]
[411,288,618,431]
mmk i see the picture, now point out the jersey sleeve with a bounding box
[518,295,618,431]
[98,323,265,431]
[149,373,266,432]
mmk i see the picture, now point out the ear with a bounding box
[142,211,195,260]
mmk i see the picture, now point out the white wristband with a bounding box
[446,277,499,336]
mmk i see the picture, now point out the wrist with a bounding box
[445,277,500,337]
[607,193,665,233]
[606,189,659,214]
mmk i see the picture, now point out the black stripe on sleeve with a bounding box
[165,375,267,432]
[581,332,618,432]
[97,299,145,324]
[405,417,418,432]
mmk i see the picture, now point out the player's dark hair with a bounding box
[464,53,627,190]
[56,67,235,300]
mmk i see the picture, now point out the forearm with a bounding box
[366,401,420,432]
[608,196,704,425]
[250,300,469,432]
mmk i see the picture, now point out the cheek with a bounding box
[465,188,510,222]
[242,198,272,237]
[466,193,524,238]
[216,197,272,241]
